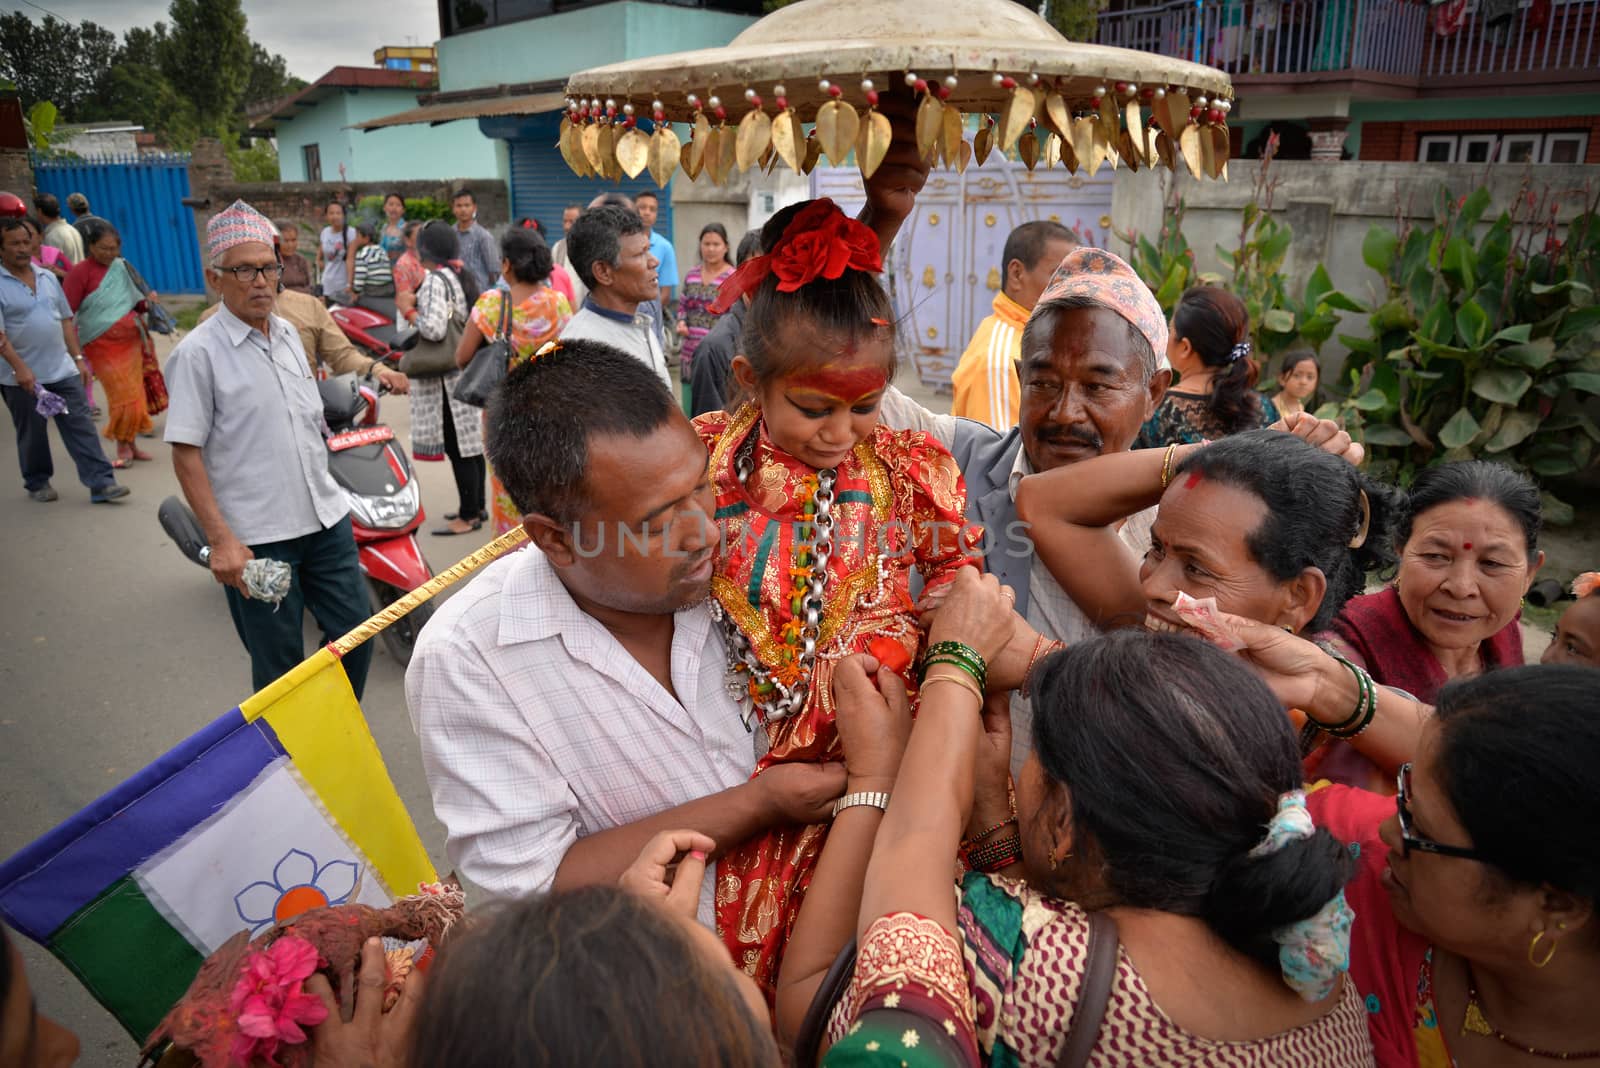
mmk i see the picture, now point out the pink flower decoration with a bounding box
[228,935,329,1066]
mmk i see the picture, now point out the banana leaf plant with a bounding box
[1331,181,1600,506]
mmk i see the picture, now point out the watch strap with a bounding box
[831,790,891,819]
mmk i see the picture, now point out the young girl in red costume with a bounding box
[695,198,981,999]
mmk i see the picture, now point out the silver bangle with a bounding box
[831,790,891,820]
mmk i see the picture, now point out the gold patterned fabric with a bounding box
[696,405,980,1000]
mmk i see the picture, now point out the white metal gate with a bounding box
[814,160,1115,392]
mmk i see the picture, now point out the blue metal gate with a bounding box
[32,154,206,294]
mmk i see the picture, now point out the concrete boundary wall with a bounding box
[1111,160,1599,360]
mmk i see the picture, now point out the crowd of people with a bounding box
[4,121,1600,1068]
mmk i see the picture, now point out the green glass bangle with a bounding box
[1312,654,1371,734]
[921,654,986,689]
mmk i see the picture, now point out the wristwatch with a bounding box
[831,791,891,819]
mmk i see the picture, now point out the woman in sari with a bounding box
[452,227,571,534]
[1225,636,1600,1067]
[779,571,1376,1066]
[64,218,154,466]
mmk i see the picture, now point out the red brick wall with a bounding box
[1360,115,1600,162]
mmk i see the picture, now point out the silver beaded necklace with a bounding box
[714,430,837,729]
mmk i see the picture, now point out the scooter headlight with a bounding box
[349,479,421,531]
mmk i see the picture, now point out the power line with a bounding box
[8,0,75,23]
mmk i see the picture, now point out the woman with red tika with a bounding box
[695,199,981,1000]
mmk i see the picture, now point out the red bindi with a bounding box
[1183,470,1204,490]
[1462,542,1472,550]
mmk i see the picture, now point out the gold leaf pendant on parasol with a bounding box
[772,110,803,172]
[816,100,860,167]
[801,132,823,174]
[940,104,964,168]
[706,124,738,183]
[615,126,651,178]
[681,137,704,181]
[915,94,943,161]
[1179,123,1204,179]
[688,112,712,173]
[1210,125,1230,179]
[648,124,680,187]
[998,85,1035,150]
[581,123,604,173]
[736,109,773,172]
[1018,129,1039,170]
[1043,92,1071,142]
[858,108,892,179]
[973,122,994,166]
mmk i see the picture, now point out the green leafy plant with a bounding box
[226,137,279,182]
[1334,179,1600,497]
[1216,132,1364,361]
[353,195,451,225]
[1117,184,1204,314]
[24,98,56,151]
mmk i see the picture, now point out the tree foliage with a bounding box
[0,2,300,153]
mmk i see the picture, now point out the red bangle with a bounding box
[966,833,1022,873]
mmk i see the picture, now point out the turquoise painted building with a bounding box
[358,0,764,224]
[253,67,503,183]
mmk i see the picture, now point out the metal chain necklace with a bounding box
[715,429,836,729]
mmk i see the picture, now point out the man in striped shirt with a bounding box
[951,220,1078,430]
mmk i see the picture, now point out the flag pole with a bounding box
[328,526,529,657]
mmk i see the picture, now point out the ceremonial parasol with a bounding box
[560,0,1235,188]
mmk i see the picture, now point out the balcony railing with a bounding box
[1095,0,1598,81]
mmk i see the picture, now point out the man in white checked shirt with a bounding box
[405,338,845,927]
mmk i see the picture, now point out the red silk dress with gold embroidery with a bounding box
[694,404,981,999]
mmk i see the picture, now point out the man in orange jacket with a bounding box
[951,220,1078,430]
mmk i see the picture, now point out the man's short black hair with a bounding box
[566,205,646,290]
[451,186,476,204]
[1001,220,1078,294]
[0,217,30,239]
[487,337,679,523]
[32,193,60,219]
[633,190,659,205]
[734,228,762,266]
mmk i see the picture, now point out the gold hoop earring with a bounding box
[1529,930,1559,969]
[1046,844,1059,871]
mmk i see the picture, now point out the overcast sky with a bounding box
[3,0,442,81]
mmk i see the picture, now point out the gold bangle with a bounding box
[1160,443,1179,489]
[921,670,984,704]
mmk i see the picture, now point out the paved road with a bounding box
[0,332,495,1063]
[1,329,955,1062]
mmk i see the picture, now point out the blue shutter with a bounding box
[489,113,672,238]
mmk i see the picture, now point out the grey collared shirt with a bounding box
[164,304,347,545]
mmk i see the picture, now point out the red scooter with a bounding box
[158,372,436,665]
[328,295,408,366]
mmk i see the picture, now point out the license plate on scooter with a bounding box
[328,426,394,451]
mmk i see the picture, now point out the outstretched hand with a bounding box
[619,829,717,921]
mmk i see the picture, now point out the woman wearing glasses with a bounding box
[1206,617,1600,1065]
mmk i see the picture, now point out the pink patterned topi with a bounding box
[1033,246,1169,366]
[206,199,277,262]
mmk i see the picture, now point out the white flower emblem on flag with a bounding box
[234,849,360,932]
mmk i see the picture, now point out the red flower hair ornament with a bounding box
[710,199,882,314]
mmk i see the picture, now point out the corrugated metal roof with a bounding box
[352,92,568,130]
